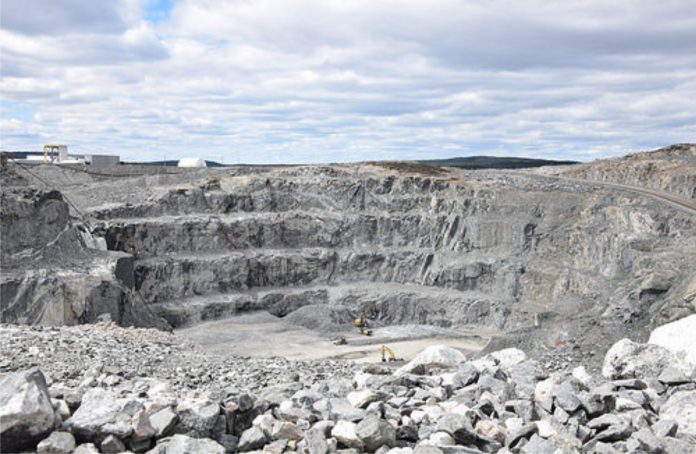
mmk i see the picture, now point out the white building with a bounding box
[178,157,207,168]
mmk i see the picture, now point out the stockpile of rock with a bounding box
[2,320,696,453]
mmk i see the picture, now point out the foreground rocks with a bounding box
[2,322,695,453]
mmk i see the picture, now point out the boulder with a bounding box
[0,368,57,452]
[648,314,696,369]
[73,443,100,454]
[436,413,484,446]
[238,426,267,451]
[489,348,527,368]
[131,409,156,443]
[356,414,396,452]
[659,390,696,439]
[328,398,366,422]
[64,388,143,443]
[147,434,225,453]
[519,434,556,454]
[602,338,677,379]
[176,397,220,437]
[304,428,329,454]
[332,420,364,450]
[149,406,178,438]
[474,420,507,443]
[100,434,126,453]
[347,389,381,409]
[272,421,304,441]
[396,345,466,375]
[37,431,76,454]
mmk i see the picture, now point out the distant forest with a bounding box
[419,156,578,169]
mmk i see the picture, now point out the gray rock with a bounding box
[132,409,156,443]
[396,345,466,375]
[332,420,364,450]
[658,367,690,386]
[452,363,480,388]
[652,419,677,437]
[504,399,535,422]
[436,413,491,448]
[553,384,582,413]
[505,423,537,448]
[73,443,100,454]
[588,414,632,442]
[100,434,126,453]
[305,428,329,454]
[490,348,528,368]
[147,434,226,454]
[347,389,382,409]
[356,414,396,452]
[519,434,556,454]
[396,424,419,442]
[659,390,696,439]
[176,397,220,437]
[150,406,178,438]
[65,388,143,442]
[631,427,664,453]
[238,426,267,451]
[216,433,239,453]
[37,431,77,454]
[602,339,675,379]
[329,398,366,422]
[0,368,56,452]
[413,447,444,454]
[272,421,304,441]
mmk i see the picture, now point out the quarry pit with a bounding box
[3,151,695,370]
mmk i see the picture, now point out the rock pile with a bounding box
[2,323,695,453]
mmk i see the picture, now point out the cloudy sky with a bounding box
[1,0,695,163]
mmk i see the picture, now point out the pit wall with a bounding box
[94,169,696,331]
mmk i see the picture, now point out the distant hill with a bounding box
[419,156,579,170]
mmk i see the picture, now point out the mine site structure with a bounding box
[43,144,68,163]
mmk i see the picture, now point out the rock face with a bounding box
[556,143,696,200]
[0,369,57,452]
[0,183,168,329]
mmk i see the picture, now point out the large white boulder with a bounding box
[602,338,681,379]
[64,388,144,442]
[648,314,696,369]
[396,345,466,375]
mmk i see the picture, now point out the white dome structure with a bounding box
[177,157,207,168]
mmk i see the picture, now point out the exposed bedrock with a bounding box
[0,185,168,329]
[91,167,695,336]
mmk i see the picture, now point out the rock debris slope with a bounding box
[1,319,695,453]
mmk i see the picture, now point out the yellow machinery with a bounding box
[354,306,375,336]
[380,345,400,362]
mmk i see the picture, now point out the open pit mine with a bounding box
[1,144,695,453]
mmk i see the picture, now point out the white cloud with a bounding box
[1,0,695,163]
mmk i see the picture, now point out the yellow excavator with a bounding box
[354,307,375,336]
[380,345,401,362]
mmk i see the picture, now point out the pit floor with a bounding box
[176,311,492,363]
